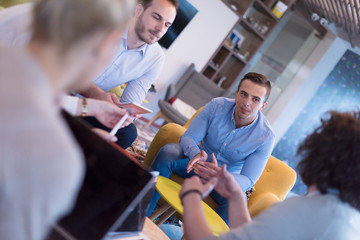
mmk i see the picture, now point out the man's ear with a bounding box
[260,101,268,111]
[134,3,144,18]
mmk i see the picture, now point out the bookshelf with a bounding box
[202,0,296,89]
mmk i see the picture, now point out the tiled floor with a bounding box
[134,118,160,144]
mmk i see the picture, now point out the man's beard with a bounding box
[134,14,160,44]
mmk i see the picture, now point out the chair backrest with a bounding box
[247,156,297,217]
[172,64,225,110]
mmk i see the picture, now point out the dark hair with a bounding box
[297,110,360,211]
[237,72,271,101]
[138,0,179,10]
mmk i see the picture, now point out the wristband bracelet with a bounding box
[81,98,87,117]
[180,189,202,205]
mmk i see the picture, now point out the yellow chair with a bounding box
[153,176,229,236]
[0,0,29,8]
[144,108,297,218]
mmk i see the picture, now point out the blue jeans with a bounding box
[83,116,137,149]
[147,143,229,225]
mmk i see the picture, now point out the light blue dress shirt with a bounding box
[180,97,275,191]
[93,32,165,105]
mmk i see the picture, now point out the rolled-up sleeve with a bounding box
[233,134,275,192]
[120,54,165,105]
[180,99,216,160]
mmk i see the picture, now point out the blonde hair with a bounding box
[31,0,134,51]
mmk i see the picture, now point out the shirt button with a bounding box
[233,130,236,133]
[224,143,227,146]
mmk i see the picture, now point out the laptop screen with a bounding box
[47,112,154,240]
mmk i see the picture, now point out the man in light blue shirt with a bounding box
[79,0,178,105]
[148,72,275,224]
[79,0,178,148]
[90,31,165,105]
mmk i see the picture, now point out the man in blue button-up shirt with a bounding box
[148,72,275,224]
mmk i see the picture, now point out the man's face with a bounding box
[234,79,268,126]
[134,0,177,44]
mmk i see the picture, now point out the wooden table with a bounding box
[114,217,169,240]
[142,217,170,240]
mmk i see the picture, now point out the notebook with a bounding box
[46,112,155,240]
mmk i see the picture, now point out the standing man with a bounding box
[79,0,178,148]
[148,73,275,224]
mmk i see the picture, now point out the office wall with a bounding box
[143,0,238,121]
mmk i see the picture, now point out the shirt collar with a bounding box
[122,30,148,56]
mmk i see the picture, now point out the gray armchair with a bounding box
[144,64,225,128]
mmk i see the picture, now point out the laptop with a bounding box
[46,111,155,240]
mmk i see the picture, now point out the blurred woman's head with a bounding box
[297,110,360,211]
[30,0,135,91]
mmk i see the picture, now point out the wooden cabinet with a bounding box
[202,0,296,89]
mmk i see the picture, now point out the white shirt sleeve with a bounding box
[61,96,80,116]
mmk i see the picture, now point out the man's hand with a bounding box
[79,83,121,105]
[192,153,221,182]
[180,176,218,201]
[87,99,132,128]
[99,92,121,105]
[187,150,208,173]
[214,164,243,200]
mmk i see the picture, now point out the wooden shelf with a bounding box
[240,19,265,40]
[221,0,243,17]
[202,0,296,89]
[260,0,277,8]
[254,0,279,21]
[222,0,254,17]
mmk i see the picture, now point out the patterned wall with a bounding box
[272,49,360,194]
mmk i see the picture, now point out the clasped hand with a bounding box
[187,152,221,182]
[183,154,243,201]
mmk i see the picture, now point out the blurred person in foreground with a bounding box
[0,0,179,149]
[0,3,133,142]
[180,110,360,240]
[0,0,134,239]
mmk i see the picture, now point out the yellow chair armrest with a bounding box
[0,0,29,8]
[143,123,186,168]
[247,192,280,218]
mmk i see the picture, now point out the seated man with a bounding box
[181,110,360,240]
[148,72,275,223]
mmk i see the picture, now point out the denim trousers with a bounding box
[147,143,229,225]
[82,116,137,149]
